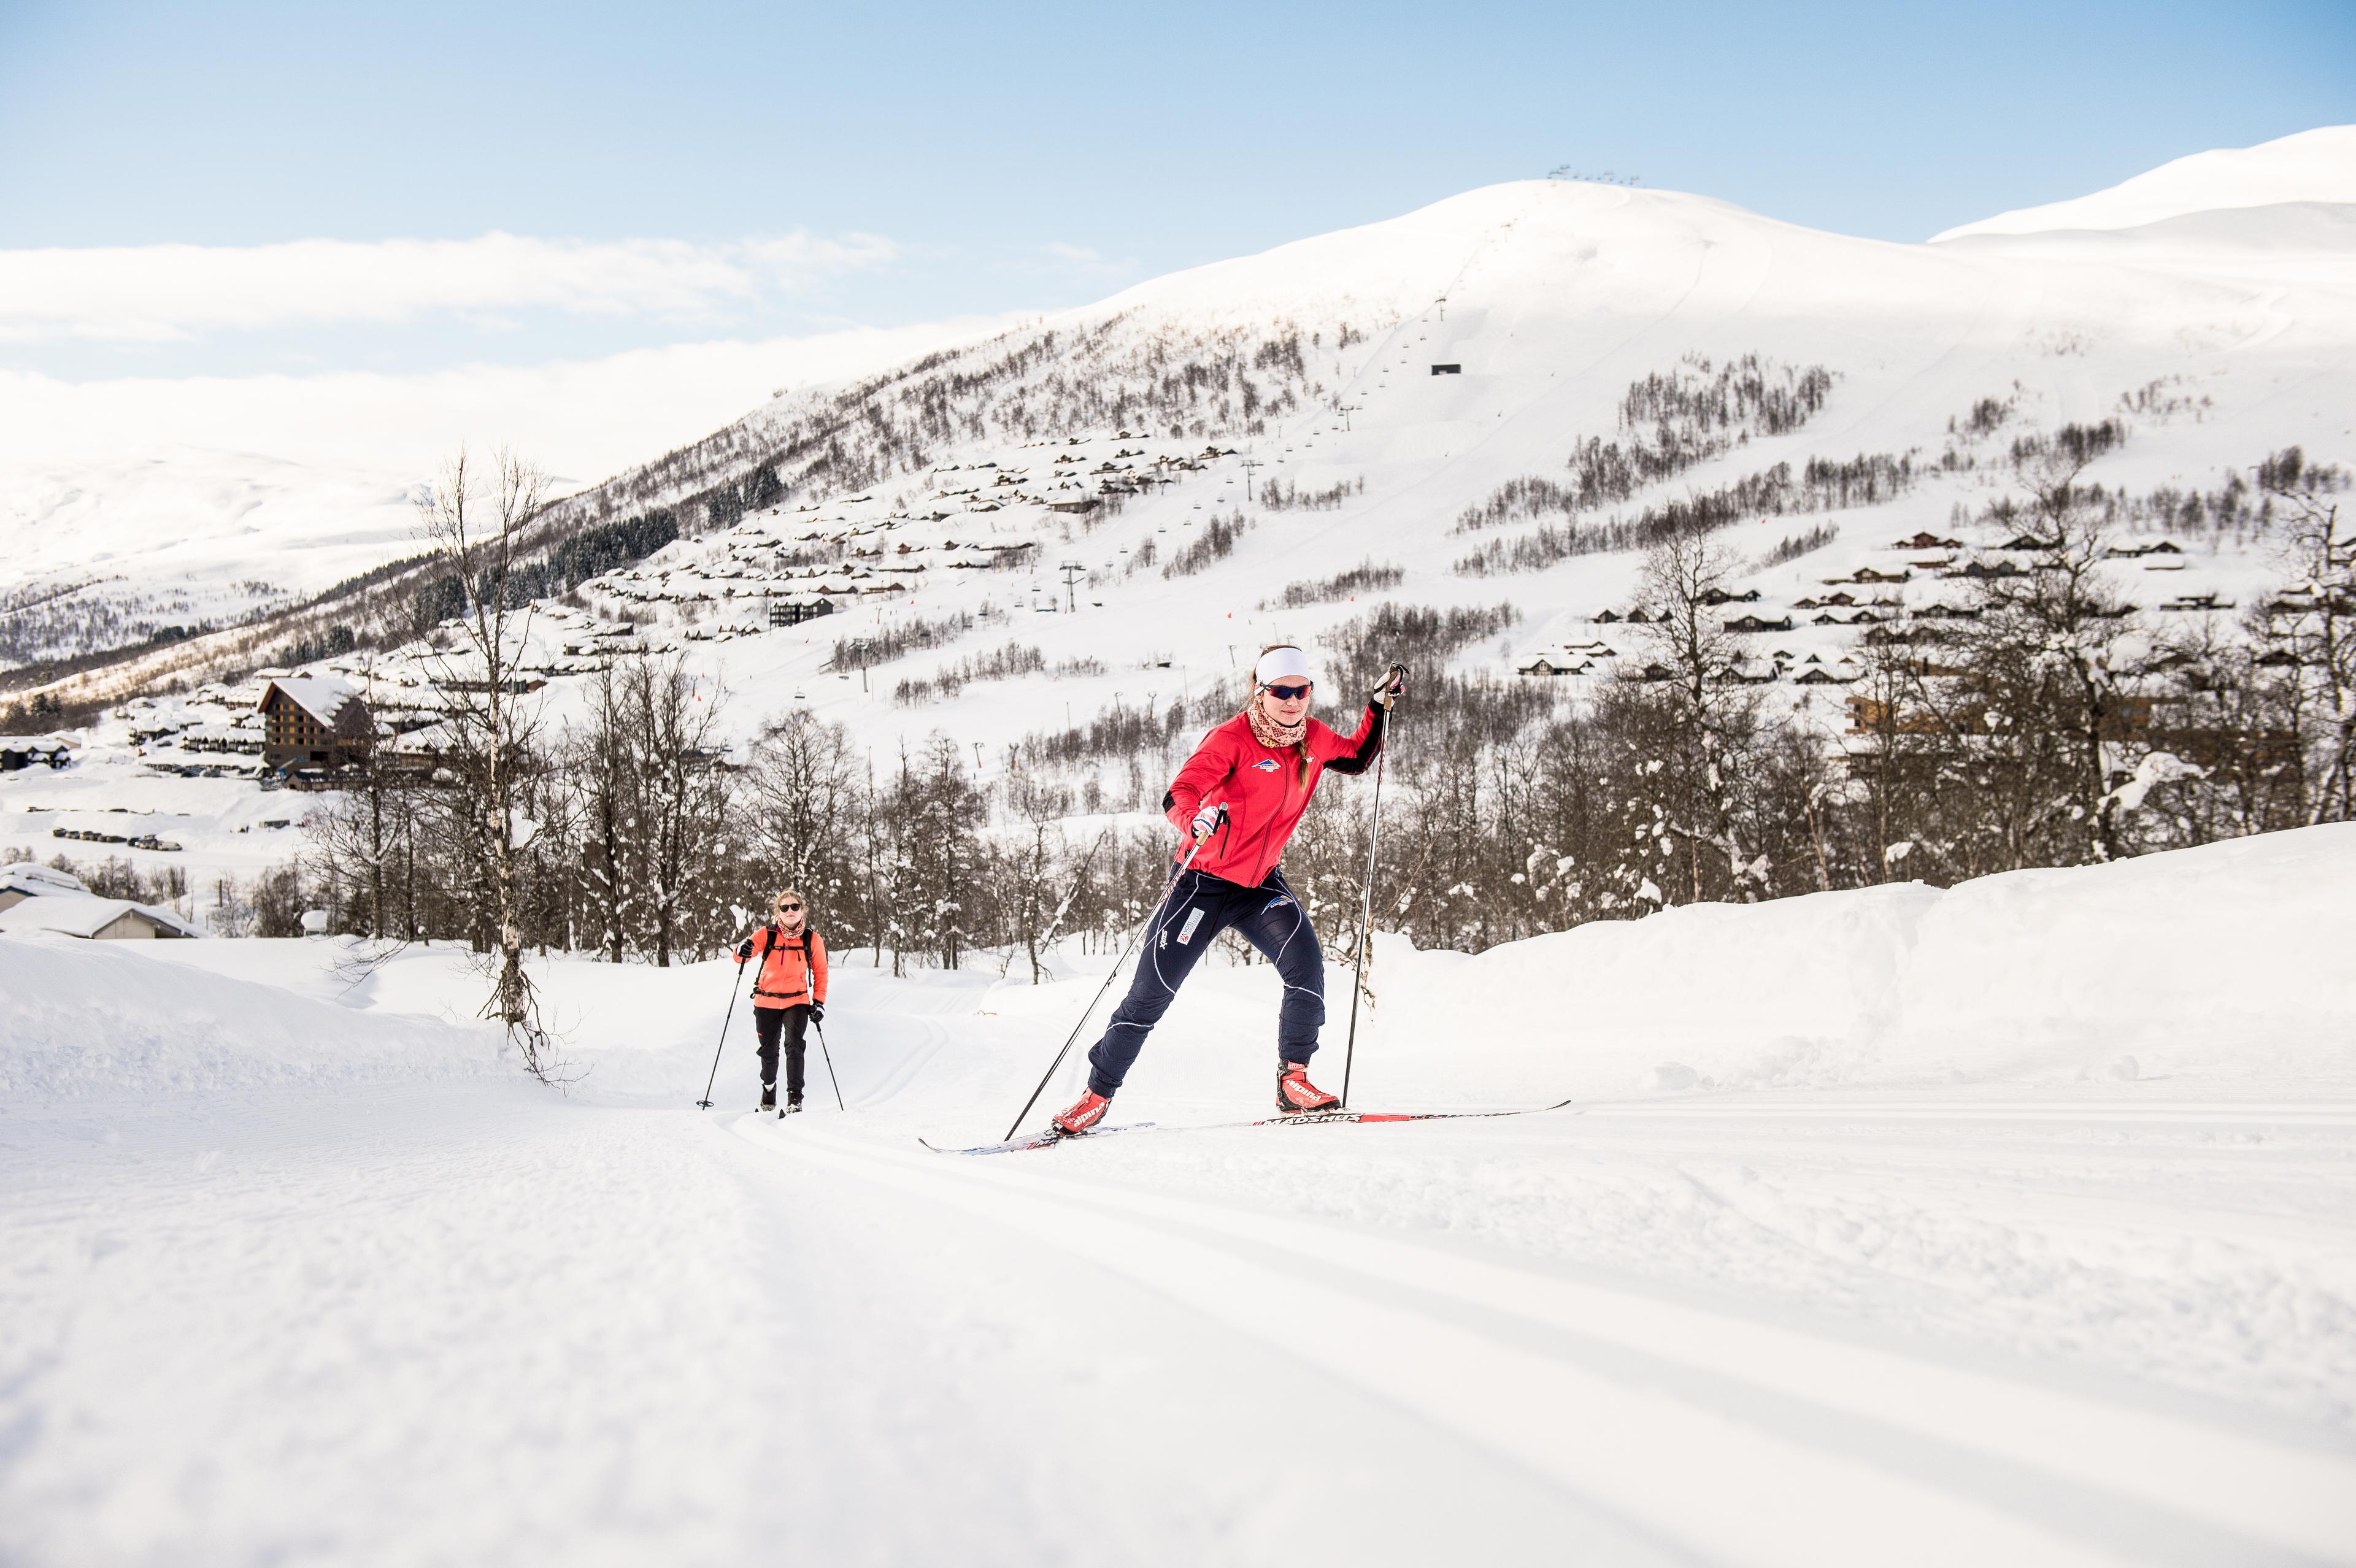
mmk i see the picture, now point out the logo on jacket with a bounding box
[1252,758,1281,772]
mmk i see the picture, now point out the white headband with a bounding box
[1254,645,1315,686]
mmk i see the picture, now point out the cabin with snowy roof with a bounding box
[1514,651,1592,678]
[0,892,202,940]
[0,734,74,771]
[256,675,372,771]
[0,861,87,912]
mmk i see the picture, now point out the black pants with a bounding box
[1085,867,1324,1098]
[755,1004,809,1105]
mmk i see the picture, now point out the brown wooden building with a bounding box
[257,675,373,771]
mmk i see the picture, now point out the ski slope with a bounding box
[6,827,2353,1566]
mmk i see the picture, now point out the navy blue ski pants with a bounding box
[1085,866,1325,1098]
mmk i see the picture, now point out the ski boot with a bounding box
[758,1083,777,1113]
[779,1099,803,1119]
[1276,1062,1340,1115]
[1052,1089,1111,1136]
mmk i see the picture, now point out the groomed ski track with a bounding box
[9,937,2356,1566]
[722,1108,2355,1568]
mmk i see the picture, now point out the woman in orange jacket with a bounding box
[735,888,828,1113]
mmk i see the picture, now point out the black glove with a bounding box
[735,938,753,961]
[810,1002,825,1023]
[1370,663,1407,710]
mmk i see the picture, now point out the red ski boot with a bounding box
[1052,1089,1112,1136]
[1276,1062,1340,1114]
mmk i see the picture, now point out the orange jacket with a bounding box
[739,924,828,1007]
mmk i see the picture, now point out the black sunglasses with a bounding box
[1265,682,1313,701]
[777,902,803,912]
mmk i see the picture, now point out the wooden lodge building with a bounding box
[256,675,373,772]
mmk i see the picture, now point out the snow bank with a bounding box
[0,932,507,1103]
[1377,824,2356,1097]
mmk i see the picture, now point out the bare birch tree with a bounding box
[414,448,562,1080]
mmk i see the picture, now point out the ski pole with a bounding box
[1340,665,1406,1109]
[812,1015,845,1111]
[1003,805,1225,1141]
[697,952,756,1109]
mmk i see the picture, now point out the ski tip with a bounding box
[920,1121,1158,1156]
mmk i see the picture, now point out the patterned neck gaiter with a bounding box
[1245,694,1307,751]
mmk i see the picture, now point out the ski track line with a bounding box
[837,1015,949,1109]
[730,1119,2355,1568]
[1569,1101,2356,1127]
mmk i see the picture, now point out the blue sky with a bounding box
[1,0,2349,385]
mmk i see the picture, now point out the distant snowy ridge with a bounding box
[1931,125,2356,240]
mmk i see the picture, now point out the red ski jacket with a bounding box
[1163,705,1385,886]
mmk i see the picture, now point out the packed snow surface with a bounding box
[5,828,2354,1566]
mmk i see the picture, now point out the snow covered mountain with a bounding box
[9,125,2355,690]
[439,126,2356,758]
[8,128,2356,890]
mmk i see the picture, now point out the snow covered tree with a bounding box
[2254,450,2355,821]
[745,708,860,911]
[1950,452,2145,864]
[1635,530,1775,901]
[623,653,733,967]
[565,659,642,963]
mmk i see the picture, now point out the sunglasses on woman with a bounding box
[777,902,803,912]
[1264,682,1313,701]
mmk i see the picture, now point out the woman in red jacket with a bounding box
[1053,644,1403,1134]
[735,888,828,1113]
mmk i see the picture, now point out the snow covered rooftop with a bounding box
[0,862,87,898]
[0,893,202,939]
[258,674,363,726]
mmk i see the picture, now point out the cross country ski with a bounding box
[922,1098,1577,1156]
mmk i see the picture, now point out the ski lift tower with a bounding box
[1240,456,1264,503]
[1058,561,1085,613]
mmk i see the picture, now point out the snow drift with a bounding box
[0,932,506,1102]
[1374,823,2356,1099]
[9,826,2351,1111]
